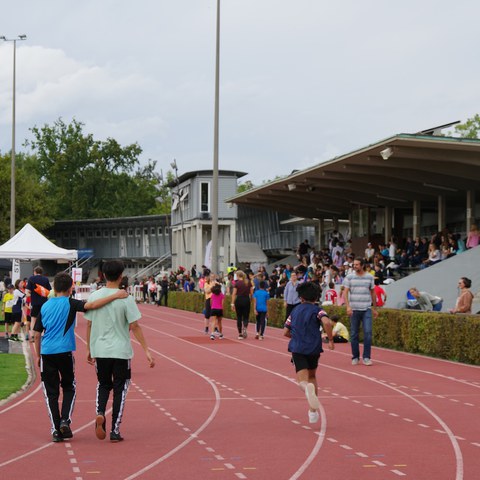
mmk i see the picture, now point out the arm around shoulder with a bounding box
[84,289,128,310]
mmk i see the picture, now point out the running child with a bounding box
[284,282,334,424]
[34,272,128,443]
[253,280,269,340]
[209,283,224,340]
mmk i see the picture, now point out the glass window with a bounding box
[95,230,102,238]
[135,228,141,237]
[111,229,117,238]
[158,226,163,236]
[200,182,210,212]
[150,227,156,236]
[103,230,109,238]
[127,229,133,237]
[87,230,94,238]
[120,229,125,236]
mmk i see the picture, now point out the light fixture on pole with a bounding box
[1,34,27,237]
[380,147,393,160]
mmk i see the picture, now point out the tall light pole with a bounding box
[1,34,27,237]
[211,0,220,274]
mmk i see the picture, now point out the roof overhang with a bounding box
[227,134,480,219]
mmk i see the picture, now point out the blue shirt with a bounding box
[253,289,269,312]
[34,296,86,354]
[284,281,300,305]
[284,303,327,355]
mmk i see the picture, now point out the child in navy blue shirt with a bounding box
[34,272,127,443]
[283,282,334,424]
[253,281,269,340]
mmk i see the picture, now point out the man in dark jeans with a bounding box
[157,275,169,306]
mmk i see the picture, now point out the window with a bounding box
[103,230,109,238]
[79,230,85,238]
[95,230,102,238]
[158,226,163,236]
[200,182,210,212]
[150,227,156,236]
[143,228,149,236]
[87,230,94,239]
[120,229,125,236]
[135,228,141,237]
[111,229,118,238]
[127,228,133,237]
[165,227,169,235]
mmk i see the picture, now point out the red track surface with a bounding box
[1,304,480,479]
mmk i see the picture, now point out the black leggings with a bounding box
[235,296,250,333]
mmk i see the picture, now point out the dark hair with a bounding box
[328,282,335,289]
[14,279,23,289]
[102,260,125,281]
[330,315,339,322]
[259,281,267,289]
[461,277,472,288]
[296,282,320,302]
[119,276,129,289]
[34,266,43,274]
[211,284,222,295]
[54,272,73,293]
[354,257,366,266]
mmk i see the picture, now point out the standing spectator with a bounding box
[323,282,338,305]
[231,270,253,339]
[253,281,269,340]
[2,284,14,338]
[283,282,334,424]
[297,239,311,263]
[156,275,169,306]
[85,260,155,442]
[191,264,197,282]
[8,279,26,341]
[466,224,480,249]
[450,277,474,314]
[26,266,52,341]
[284,271,301,320]
[343,257,377,366]
[147,276,157,304]
[34,272,127,443]
[203,271,216,335]
[374,279,387,307]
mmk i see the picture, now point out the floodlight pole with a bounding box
[1,34,27,237]
[211,0,220,275]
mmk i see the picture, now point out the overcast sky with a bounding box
[1,0,479,185]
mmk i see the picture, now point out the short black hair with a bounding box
[259,281,267,289]
[102,260,125,281]
[296,281,320,302]
[54,272,73,293]
[211,284,222,295]
[330,315,339,322]
[34,266,43,274]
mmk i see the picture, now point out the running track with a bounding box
[1,304,480,480]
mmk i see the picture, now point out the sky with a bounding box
[1,0,479,186]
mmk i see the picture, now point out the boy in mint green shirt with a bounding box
[85,260,155,442]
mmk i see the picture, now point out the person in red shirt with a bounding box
[374,279,387,307]
[323,282,338,305]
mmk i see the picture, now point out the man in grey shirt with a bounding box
[343,257,377,366]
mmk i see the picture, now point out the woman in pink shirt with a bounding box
[466,224,479,249]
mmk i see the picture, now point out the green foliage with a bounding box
[453,114,480,139]
[0,152,53,243]
[237,180,255,193]
[165,295,480,365]
[26,118,163,220]
[0,354,28,400]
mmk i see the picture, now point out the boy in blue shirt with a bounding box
[284,282,334,424]
[253,280,269,340]
[34,272,127,443]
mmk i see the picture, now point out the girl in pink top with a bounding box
[209,284,225,340]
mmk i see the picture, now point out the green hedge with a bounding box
[163,292,480,365]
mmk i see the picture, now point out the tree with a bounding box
[26,118,164,219]
[237,180,255,193]
[454,114,480,139]
[0,152,53,242]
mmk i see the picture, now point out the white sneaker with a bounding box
[363,358,373,366]
[308,410,319,424]
[305,383,320,410]
[352,358,359,366]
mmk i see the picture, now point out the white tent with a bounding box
[0,223,77,261]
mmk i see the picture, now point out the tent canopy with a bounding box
[0,223,77,261]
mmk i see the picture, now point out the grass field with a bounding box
[0,354,28,400]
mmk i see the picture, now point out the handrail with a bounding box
[134,252,171,279]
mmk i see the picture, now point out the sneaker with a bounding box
[352,358,359,366]
[110,431,124,442]
[210,334,215,340]
[242,327,247,339]
[308,410,319,424]
[204,327,209,335]
[95,414,106,440]
[237,335,244,340]
[305,383,320,411]
[52,430,64,443]
[25,333,29,341]
[218,334,224,339]
[259,335,264,340]
[255,333,259,340]
[59,420,73,439]
[363,358,373,366]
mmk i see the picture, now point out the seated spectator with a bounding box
[421,243,441,269]
[408,287,443,312]
[466,224,480,249]
[450,277,474,314]
[364,242,375,262]
[323,315,349,343]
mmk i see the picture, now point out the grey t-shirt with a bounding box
[344,272,375,311]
